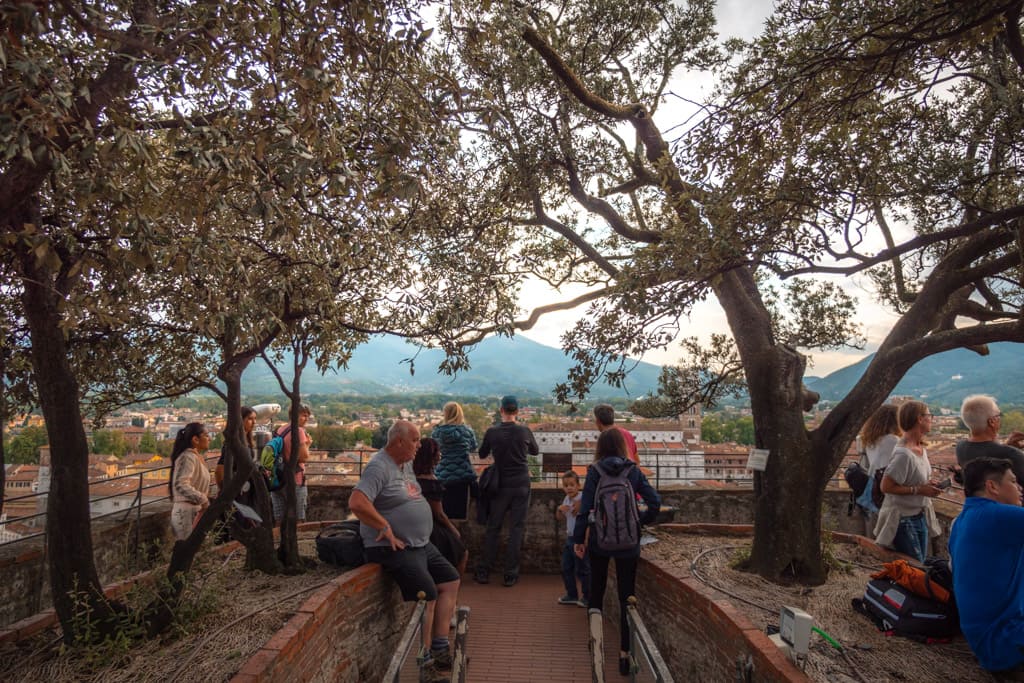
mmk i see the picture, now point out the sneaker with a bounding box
[431,648,453,670]
[419,660,450,683]
[502,573,518,587]
[577,598,589,608]
[473,569,489,584]
[557,594,578,605]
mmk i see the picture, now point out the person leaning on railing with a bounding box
[169,422,212,541]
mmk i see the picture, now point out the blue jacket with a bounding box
[431,423,478,483]
[949,496,1024,671]
[572,456,660,557]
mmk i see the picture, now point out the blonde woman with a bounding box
[431,402,478,520]
[169,422,212,540]
[875,401,943,562]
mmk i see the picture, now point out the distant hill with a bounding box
[804,342,1024,408]
[242,335,663,399]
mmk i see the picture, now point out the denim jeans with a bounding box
[893,512,928,562]
[561,540,590,600]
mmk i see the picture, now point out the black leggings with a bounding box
[589,551,639,652]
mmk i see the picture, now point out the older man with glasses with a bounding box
[958,395,1024,486]
[349,420,460,683]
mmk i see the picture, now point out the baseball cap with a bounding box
[500,395,519,412]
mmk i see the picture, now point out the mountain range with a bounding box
[804,342,1024,408]
[241,334,1024,407]
[243,334,664,399]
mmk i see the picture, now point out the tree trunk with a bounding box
[716,268,833,584]
[17,226,120,642]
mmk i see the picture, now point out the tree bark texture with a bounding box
[716,268,832,583]
[16,226,120,642]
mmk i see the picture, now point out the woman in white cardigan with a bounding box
[169,422,212,540]
[875,401,943,562]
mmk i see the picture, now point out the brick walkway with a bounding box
[397,573,658,682]
[457,573,655,683]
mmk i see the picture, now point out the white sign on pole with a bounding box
[747,448,770,471]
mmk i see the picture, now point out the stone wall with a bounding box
[231,561,410,683]
[0,504,172,628]
[307,483,868,574]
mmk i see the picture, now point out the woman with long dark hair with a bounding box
[169,422,212,540]
[574,428,660,676]
[213,407,262,541]
[414,437,468,575]
[875,401,943,562]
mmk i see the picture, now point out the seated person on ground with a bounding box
[949,457,1024,673]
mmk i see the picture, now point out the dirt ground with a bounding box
[0,529,1003,683]
[642,529,998,683]
[0,533,339,683]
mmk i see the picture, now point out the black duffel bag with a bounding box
[316,519,365,568]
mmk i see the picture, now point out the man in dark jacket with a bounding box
[474,395,538,587]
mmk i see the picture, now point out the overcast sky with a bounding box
[516,0,894,378]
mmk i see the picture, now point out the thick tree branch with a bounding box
[523,191,620,276]
[780,203,1024,278]
[457,288,613,346]
[1004,1,1024,73]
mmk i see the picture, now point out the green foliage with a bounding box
[311,425,355,451]
[729,545,752,569]
[528,454,542,482]
[351,426,374,446]
[1003,410,1024,434]
[6,425,47,463]
[61,552,222,669]
[371,420,393,449]
[92,430,128,458]
[699,414,755,445]
[137,431,158,454]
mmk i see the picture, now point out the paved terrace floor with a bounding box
[402,573,657,683]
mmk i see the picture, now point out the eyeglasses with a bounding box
[993,413,1003,419]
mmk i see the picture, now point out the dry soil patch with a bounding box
[643,529,996,683]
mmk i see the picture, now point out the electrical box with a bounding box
[779,606,813,656]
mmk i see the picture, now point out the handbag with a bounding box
[871,467,886,509]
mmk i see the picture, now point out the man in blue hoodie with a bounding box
[949,457,1024,674]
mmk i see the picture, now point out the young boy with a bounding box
[556,470,590,607]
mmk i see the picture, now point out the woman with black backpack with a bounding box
[573,428,660,676]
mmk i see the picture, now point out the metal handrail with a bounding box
[625,595,674,682]
[449,606,471,683]
[0,454,221,548]
[383,591,429,683]
[588,607,605,683]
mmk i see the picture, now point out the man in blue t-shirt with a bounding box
[949,457,1024,673]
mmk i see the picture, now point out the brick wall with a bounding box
[231,562,411,683]
[598,556,808,682]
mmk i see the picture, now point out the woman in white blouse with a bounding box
[169,422,212,541]
[875,401,943,562]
